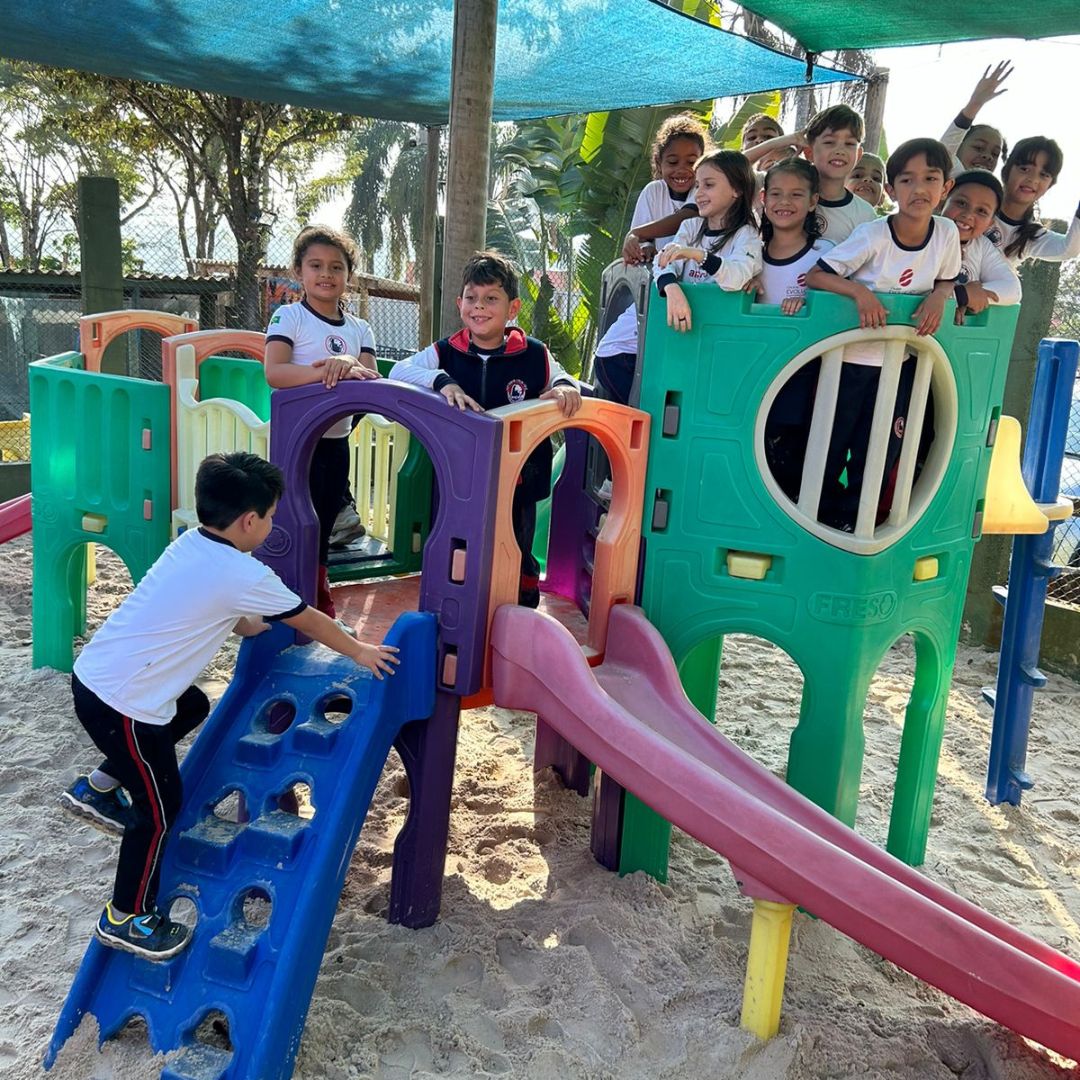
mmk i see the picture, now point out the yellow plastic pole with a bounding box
[740,899,796,1039]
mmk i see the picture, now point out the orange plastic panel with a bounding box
[484,398,650,684]
[79,311,198,373]
[161,330,267,511]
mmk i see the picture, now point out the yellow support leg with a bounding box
[741,899,795,1039]
[86,542,97,586]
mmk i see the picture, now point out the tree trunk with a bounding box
[419,125,441,343]
[440,0,498,335]
[862,68,890,158]
[232,220,265,329]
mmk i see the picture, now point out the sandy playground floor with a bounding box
[2,535,1080,1079]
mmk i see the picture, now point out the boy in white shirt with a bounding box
[61,452,398,960]
[805,138,961,532]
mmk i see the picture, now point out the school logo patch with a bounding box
[894,416,906,439]
[270,314,281,325]
[325,334,348,355]
[506,378,528,403]
[796,272,807,287]
[956,266,971,285]
[898,268,914,288]
[985,224,1004,247]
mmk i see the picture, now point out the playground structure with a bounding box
[36,290,1080,1076]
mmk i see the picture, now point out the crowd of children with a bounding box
[58,61,1079,965]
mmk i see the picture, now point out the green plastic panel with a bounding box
[30,352,171,671]
[198,355,272,422]
[617,290,1019,878]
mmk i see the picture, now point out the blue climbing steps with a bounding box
[47,611,436,1079]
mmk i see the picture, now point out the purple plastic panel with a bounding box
[534,718,591,796]
[260,379,502,697]
[590,769,623,871]
[388,689,461,927]
[543,425,591,600]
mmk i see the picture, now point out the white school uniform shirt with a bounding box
[984,209,1080,269]
[74,528,304,725]
[816,214,962,364]
[816,190,878,245]
[654,220,763,292]
[758,237,834,306]
[266,300,376,437]
[595,180,697,358]
[940,119,970,179]
[957,235,1022,306]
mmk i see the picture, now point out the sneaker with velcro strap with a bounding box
[60,776,132,837]
[95,902,191,961]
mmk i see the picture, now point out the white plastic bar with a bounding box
[888,347,934,526]
[798,348,845,519]
[855,339,907,539]
[174,344,269,536]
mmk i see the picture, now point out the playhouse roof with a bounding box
[3,0,855,123]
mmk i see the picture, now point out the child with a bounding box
[847,153,885,209]
[60,452,399,960]
[747,105,877,243]
[942,170,1022,320]
[597,114,708,404]
[754,158,834,500]
[805,138,961,532]
[988,137,1080,267]
[265,225,380,621]
[940,62,1012,175]
[654,149,763,333]
[389,251,581,608]
[741,113,796,173]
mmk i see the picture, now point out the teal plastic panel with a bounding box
[30,353,171,671]
[618,289,1019,877]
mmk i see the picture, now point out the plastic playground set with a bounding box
[11,285,1078,1078]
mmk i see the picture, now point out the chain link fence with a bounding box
[1048,284,1080,608]
[0,209,420,470]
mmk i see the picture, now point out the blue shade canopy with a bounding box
[1,0,854,123]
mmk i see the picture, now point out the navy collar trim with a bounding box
[887,215,935,252]
[764,239,815,266]
[198,527,237,550]
[818,191,854,208]
[301,299,346,326]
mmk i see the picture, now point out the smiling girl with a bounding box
[654,149,762,333]
[988,137,1080,267]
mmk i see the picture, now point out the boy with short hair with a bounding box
[747,105,877,242]
[389,251,582,607]
[62,452,398,960]
[804,138,961,531]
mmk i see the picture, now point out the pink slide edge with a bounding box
[490,604,1080,1062]
[0,493,32,545]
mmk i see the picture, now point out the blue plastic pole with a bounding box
[985,338,1080,806]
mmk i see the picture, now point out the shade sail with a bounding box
[1,0,854,123]
[742,1,1080,52]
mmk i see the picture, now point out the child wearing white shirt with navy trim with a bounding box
[806,139,962,532]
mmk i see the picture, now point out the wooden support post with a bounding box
[862,67,890,157]
[78,176,126,375]
[440,0,498,337]
[419,125,442,344]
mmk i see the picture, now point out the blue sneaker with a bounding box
[95,903,191,961]
[60,776,132,836]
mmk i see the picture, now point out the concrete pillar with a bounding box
[419,126,442,344]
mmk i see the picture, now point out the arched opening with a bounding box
[708,633,806,780]
[81,542,134,638]
[756,326,957,553]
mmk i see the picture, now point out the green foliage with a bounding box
[714,91,782,148]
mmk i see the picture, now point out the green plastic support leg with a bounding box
[617,635,723,880]
[785,668,874,830]
[887,633,950,865]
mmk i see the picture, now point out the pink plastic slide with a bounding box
[0,494,31,545]
[490,604,1080,1061]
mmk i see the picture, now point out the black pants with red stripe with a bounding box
[71,674,209,915]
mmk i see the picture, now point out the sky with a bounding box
[870,37,1080,221]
